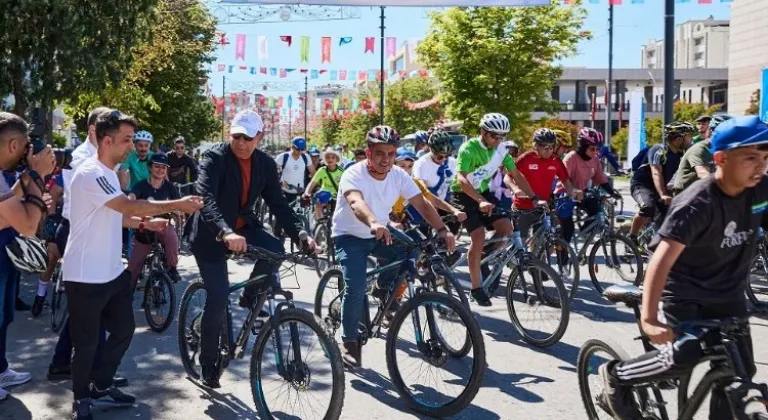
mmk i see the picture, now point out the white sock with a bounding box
[38,280,49,297]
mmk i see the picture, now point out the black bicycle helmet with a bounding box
[5,236,48,274]
[427,129,453,155]
[366,125,400,146]
[533,128,557,145]
[664,121,697,138]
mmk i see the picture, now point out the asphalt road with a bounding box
[4,180,767,420]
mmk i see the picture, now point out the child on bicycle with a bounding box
[303,147,343,219]
[599,116,768,420]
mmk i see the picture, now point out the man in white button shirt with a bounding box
[65,110,203,420]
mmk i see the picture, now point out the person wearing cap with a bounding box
[692,115,712,144]
[187,110,319,388]
[308,145,321,170]
[598,115,768,420]
[274,137,315,239]
[303,147,344,219]
[118,130,154,191]
[126,153,182,286]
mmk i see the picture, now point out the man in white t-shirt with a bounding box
[413,129,461,235]
[331,125,456,368]
[64,109,203,420]
[274,137,314,239]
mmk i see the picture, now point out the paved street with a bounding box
[4,180,768,420]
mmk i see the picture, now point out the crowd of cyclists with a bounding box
[1,102,767,420]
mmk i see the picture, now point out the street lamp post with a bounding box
[663,0,675,128]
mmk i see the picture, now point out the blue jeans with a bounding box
[335,234,414,343]
[193,227,284,367]
[0,265,18,373]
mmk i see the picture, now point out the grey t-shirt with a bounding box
[651,175,768,302]
[673,140,714,193]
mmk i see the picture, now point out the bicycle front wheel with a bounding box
[423,265,472,358]
[386,291,485,418]
[537,236,580,300]
[143,270,176,333]
[506,259,570,347]
[50,266,67,333]
[748,249,768,307]
[588,234,643,295]
[250,308,345,420]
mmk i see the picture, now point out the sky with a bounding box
[206,1,732,102]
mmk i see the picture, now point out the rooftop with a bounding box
[558,67,728,81]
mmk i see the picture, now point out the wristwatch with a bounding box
[217,227,234,241]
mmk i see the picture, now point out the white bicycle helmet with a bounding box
[5,236,48,274]
[479,113,510,134]
[134,130,153,143]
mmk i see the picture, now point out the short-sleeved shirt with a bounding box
[651,176,768,302]
[61,139,97,220]
[392,178,432,217]
[514,151,569,210]
[311,166,344,195]
[331,162,421,239]
[275,152,309,190]
[631,145,682,188]
[450,138,516,194]
[673,140,714,193]
[413,154,457,200]
[63,157,124,284]
[123,150,153,190]
[130,179,180,202]
[555,151,609,192]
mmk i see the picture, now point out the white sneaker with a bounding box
[0,387,8,401]
[0,368,31,388]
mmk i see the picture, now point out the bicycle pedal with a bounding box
[657,380,676,391]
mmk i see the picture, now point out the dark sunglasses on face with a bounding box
[536,144,554,151]
[488,132,506,141]
[232,134,254,142]
[435,153,449,160]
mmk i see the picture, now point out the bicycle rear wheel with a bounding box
[506,259,569,347]
[588,234,643,296]
[578,338,631,419]
[144,270,176,333]
[386,291,485,418]
[748,250,768,307]
[50,266,67,333]
[250,308,345,420]
[537,236,580,300]
[178,280,229,381]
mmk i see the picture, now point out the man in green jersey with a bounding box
[673,115,732,194]
[450,113,537,306]
[692,115,712,145]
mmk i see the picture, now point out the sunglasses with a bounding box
[536,144,554,150]
[434,153,450,160]
[232,134,254,142]
[488,132,506,141]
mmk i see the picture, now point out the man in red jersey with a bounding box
[510,128,575,238]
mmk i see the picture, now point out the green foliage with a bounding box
[417,3,589,135]
[611,102,723,158]
[385,78,443,135]
[51,132,68,148]
[337,112,381,148]
[0,0,157,116]
[519,118,580,150]
[746,89,761,115]
[64,0,220,146]
[312,116,343,147]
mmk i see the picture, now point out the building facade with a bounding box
[641,17,729,70]
[727,0,768,116]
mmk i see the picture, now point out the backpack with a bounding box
[631,146,652,172]
[281,153,310,186]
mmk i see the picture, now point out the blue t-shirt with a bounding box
[631,144,682,188]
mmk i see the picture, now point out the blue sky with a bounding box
[207,2,731,102]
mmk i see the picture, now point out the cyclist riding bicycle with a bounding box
[274,137,315,238]
[692,114,712,144]
[126,154,182,287]
[413,130,429,158]
[673,115,732,194]
[332,125,456,368]
[412,129,462,233]
[303,147,344,219]
[628,122,697,243]
[599,115,768,420]
[166,136,198,185]
[449,113,537,307]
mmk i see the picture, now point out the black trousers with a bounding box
[65,270,135,400]
[610,299,754,420]
[273,192,300,238]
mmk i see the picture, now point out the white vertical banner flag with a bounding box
[258,36,269,61]
[626,90,646,169]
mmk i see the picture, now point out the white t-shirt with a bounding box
[63,157,124,284]
[331,162,421,239]
[61,139,97,220]
[275,152,309,190]
[412,154,457,200]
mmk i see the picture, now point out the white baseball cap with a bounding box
[230,110,264,138]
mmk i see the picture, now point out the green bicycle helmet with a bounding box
[427,129,453,155]
[664,121,697,139]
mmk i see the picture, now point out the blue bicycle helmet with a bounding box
[396,147,417,162]
[315,190,333,205]
[134,130,153,143]
[413,130,429,145]
[292,137,307,151]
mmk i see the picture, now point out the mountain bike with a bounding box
[49,261,67,333]
[748,227,768,307]
[178,239,345,420]
[314,227,485,417]
[136,233,176,333]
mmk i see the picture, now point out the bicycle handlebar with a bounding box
[225,231,313,262]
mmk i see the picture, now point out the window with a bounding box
[550,85,560,101]
[694,37,704,46]
[712,88,726,105]
[694,52,704,60]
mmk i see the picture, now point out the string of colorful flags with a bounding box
[212,64,432,83]
[219,33,421,64]
[564,0,732,4]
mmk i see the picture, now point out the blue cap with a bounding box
[710,116,768,153]
[396,147,417,162]
[150,153,169,166]
[292,137,307,151]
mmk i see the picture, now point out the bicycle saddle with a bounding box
[603,284,642,306]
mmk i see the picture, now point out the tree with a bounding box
[417,4,589,135]
[385,78,443,135]
[519,118,579,150]
[337,112,381,148]
[0,0,156,117]
[311,116,344,147]
[611,101,723,158]
[746,89,761,115]
[64,0,220,146]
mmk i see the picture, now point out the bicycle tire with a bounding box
[385,291,486,418]
[425,264,472,357]
[577,338,632,420]
[314,268,344,319]
[250,307,345,420]
[50,266,67,333]
[144,269,176,333]
[537,236,581,300]
[178,280,227,380]
[747,252,768,307]
[506,259,570,347]
[588,234,644,296]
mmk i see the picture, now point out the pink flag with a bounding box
[339,70,347,81]
[235,34,246,60]
[386,37,396,58]
[259,67,267,75]
[365,37,375,54]
[321,37,332,64]
[217,64,225,72]
[358,71,366,81]
[280,68,287,78]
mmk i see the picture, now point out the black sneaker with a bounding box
[598,362,642,420]
[15,298,31,312]
[168,268,182,283]
[89,383,135,407]
[47,364,72,381]
[31,294,46,317]
[471,288,492,307]
[72,399,93,420]
[371,287,400,312]
[201,365,221,389]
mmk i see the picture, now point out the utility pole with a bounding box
[663,0,675,129]
[221,75,226,141]
[606,3,614,147]
[304,76,309,138]
[379,6,385,125]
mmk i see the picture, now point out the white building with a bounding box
[727,0,768,116]
[641,17,729,70]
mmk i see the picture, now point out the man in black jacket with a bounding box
[187,110,318,389]
[166,136,198,188]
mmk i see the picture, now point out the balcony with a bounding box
[534,102,727,115]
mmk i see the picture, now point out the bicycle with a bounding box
[135,232,176,333]
[748,227,768,307]
[449,207,570,347]
[314,227,485,417]
[556,189,643,297]
[578,284,768,420]
[178,238,345,420]
[49,261,67,333]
